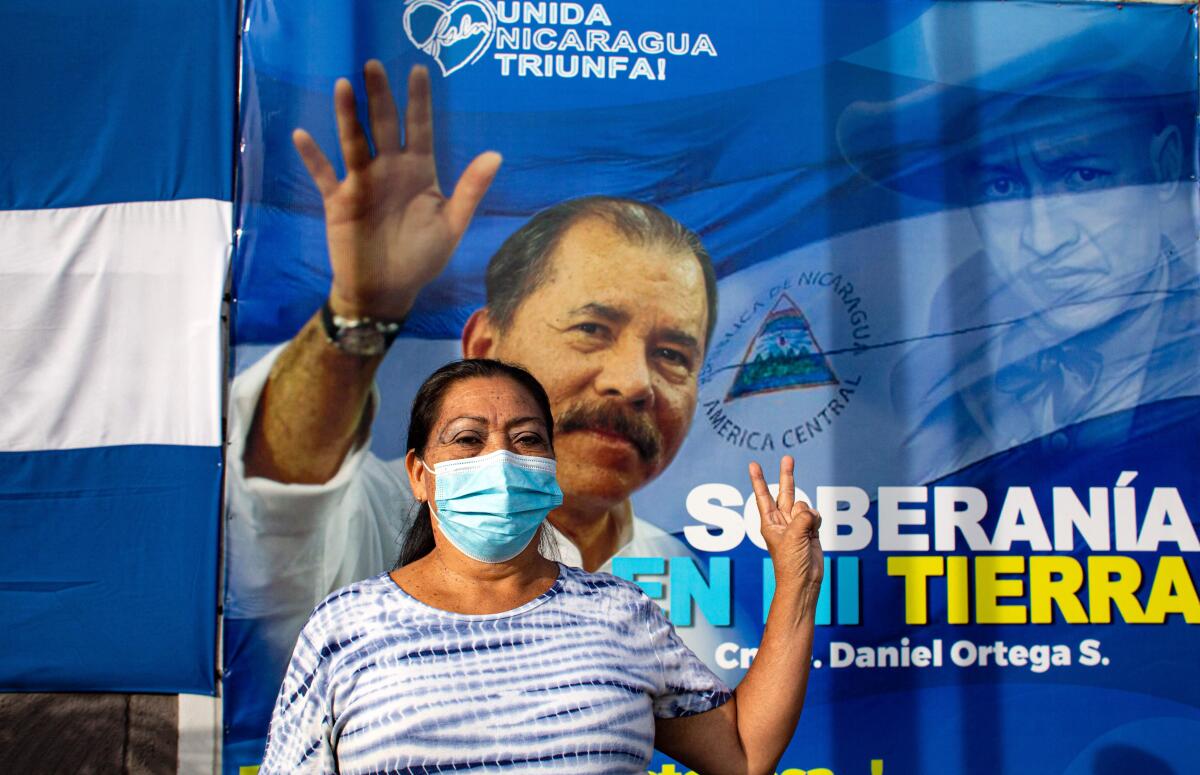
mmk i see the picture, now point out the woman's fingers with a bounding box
[777,455,795,517]
[334,78,372,171]
[364,60,402,155]
[792,503,822,537]
[292,129,338,199]
[748,461,782,526]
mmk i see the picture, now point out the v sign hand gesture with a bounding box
[749,455,824,597]
[654,455,825,775]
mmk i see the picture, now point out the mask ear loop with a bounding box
[419,458,438,515]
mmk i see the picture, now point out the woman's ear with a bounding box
[405,449,431,503]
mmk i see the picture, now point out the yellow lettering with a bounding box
[1144,556,1200,623]
[888,556,944,624]
[947,555,970,624]
[1029,556,1088,624]
[976,556,1027,623]
[1088,556,1147,623]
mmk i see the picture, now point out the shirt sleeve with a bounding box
[259,625,338,775]
[224,344,414,623]
[640,594,732,719]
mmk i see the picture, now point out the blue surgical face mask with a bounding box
[423,449,564,563]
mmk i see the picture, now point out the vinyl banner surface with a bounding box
[227,1,1200,771]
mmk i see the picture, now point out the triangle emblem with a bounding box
[725,293,839,402]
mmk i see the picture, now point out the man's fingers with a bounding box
[444,151,502,238]
[777,455,796,516]
[334,78,372,171]
[364,60,402,154]
[404,65,434,156]
[292,129,338,199]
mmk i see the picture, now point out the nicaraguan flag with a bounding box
[0,0,235,693]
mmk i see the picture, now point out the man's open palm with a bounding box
[292,60,501,320]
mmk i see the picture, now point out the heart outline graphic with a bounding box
[403,0,497,76]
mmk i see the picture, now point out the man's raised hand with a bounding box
[292,60,502,321]
[748,455,825,593]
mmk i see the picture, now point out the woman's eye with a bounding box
[453,434,483,446]
[516,434,546,447]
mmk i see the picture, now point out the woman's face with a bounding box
[407,375,553,504]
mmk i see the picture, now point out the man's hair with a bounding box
[484,196,719,349]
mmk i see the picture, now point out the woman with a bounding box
[261,359,823,774]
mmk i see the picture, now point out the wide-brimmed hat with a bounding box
[836,3,1195,202]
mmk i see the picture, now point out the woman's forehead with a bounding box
[437,376,545,426]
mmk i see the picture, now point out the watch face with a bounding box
[337,326,387,356]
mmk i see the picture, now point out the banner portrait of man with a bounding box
[837,2,1199,482]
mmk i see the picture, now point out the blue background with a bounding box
[229,1,1200,771]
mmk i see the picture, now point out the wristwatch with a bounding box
[319,299,405,357]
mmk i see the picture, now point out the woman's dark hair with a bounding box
[395,359,555,567]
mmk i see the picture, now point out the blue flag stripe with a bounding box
[0,445,220,693]
[0,0,237,211]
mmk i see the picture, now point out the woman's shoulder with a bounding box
[556,564,662,617]
[301,573,411,640]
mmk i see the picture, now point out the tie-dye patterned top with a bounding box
[260,564,731,774]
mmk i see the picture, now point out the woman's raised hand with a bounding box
[748,455,824,593]
[292,60,502,321]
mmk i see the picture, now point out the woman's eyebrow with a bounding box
[437,416,489,437]
[506,416,548,429]
[439,416,547,435]
[442,415,488,426]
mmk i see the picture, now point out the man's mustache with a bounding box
[555,402,662,462]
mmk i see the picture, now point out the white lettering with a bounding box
[584,3,611,26]
[684,484,745,552]
[816,486,872,551]
[878,486,929,551]
[1052,486,1110,551]
[629,56,655,79]
[637,31,663,54]
[1114,470,1139,550]
[934,486,990,551]
[1138,487,1199,551]
[992,487,1052,551]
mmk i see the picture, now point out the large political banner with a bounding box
[226,1,1200,772]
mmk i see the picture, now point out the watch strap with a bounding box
[320,299,406,353]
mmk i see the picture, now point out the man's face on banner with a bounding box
[488,217,709,510]
[962,101,1180,336]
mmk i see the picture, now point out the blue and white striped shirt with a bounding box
[261,564,731,774]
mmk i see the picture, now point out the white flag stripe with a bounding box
[0,199,231,451]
